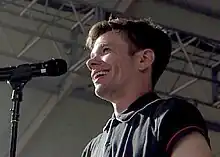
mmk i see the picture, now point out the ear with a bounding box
[135,49,155,71]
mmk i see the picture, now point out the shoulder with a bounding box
[155,97,199,114]
[156,97,208,133]
[150,97,204,122]
[153,97,211,155]
[160,97,207,131]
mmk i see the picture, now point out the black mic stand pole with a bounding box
[7,65,32,157]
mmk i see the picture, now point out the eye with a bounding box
[103,47,111,54]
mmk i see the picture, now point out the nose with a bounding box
[86,56,101,71]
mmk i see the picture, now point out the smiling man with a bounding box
[81,18,212,157]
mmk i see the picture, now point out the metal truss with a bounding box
[0,0,98,91]
[157,30,220,109]
[1,0,218,108]
[0,0,94,63]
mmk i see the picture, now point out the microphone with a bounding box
[0,59,67,81]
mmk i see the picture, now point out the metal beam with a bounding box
[0,2,96,61]
[0,49,39,63]
[4,1,77,25]
[124,0,220,43]
[71,8,95,30]
[166,67,220,84]
[0,28,15,53]
[212,66,219,103]
[156,90,214,108]
[171,37,197,55]
[70,1,85,34]
[77,0,220,43]
[0,7,73,32]
[175,32,196,74]
[171,56,212,69]
[17,36,41,58]
[168,32,213,97]
[169,32,218,95]
[20,0,38,16]
[0,19,75,45]
[16,2,68,58]
[114,0,136,13]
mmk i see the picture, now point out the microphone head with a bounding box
[44,59,67,76]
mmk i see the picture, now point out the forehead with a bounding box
[91,31,128,53]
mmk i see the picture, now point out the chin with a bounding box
[94,86,105,97]
[94,85,109,100]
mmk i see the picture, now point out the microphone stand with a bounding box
[7,64,32,157]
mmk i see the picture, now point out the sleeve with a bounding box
[81,142,91,157]
[81,140,94,157]
[81,134,102,157]
[157,98,211,156]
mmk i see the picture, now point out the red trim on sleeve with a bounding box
[165,126,204,152]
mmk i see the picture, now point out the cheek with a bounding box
[115,61,132,81]
[102,54,114,63]
[102,54,133,79]
[101,54,119,70]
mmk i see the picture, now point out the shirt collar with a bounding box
[103,92,161,131]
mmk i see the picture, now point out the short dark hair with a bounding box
[86,18,172,88]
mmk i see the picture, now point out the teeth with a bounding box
[94,71,108,78]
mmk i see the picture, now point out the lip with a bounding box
[93,75,106,83]
[91,69,109,80]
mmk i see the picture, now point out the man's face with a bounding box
[86,31,138,100]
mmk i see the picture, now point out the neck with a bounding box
[111,81,152,117]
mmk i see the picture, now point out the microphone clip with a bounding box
[8,64,32,86]
[7,64,33,157]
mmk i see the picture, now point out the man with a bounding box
[82,18,212,157]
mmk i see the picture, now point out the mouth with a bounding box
[93,70,110,81]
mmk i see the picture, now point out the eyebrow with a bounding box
[100,43,111,48]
